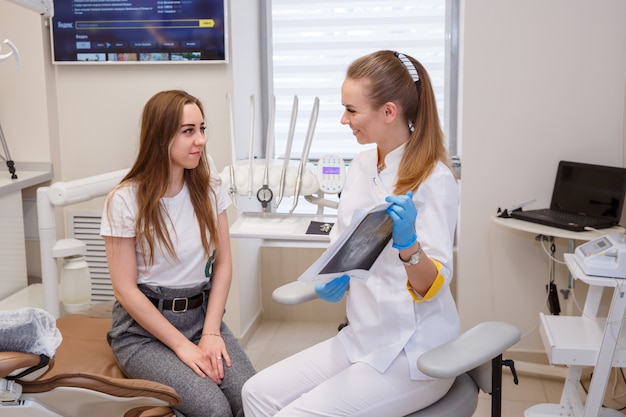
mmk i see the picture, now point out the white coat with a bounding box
[332,144,461,380]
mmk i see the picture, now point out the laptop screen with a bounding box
[551,161,626,220]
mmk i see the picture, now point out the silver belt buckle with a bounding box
[172,297,188,313]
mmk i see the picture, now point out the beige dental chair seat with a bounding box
[0,314,180,417]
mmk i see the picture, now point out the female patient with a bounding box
[101,90,255,417]
[242,50,460,416]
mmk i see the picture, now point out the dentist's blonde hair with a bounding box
[346,50,452,195]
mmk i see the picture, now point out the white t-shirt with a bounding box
[100,177,231,288]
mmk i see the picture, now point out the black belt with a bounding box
[148,291,207,313]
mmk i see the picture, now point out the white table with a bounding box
[228,211,337,337]
[229,211,335,243]
[492,216,624,293]
[492,216,624,242]
[492,216,625,380]
[0,283,44,311]
[525,254,626,417]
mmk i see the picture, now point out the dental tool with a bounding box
[289,97,319,214]
[256,96,275,211]
[275,95,298,208]
[247,95,255,199]
[225,94,239,209]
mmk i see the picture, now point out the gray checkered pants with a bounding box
[108,282,256,417]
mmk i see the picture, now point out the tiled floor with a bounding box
[243,320,626,416]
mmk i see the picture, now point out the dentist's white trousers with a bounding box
[241,336,453,417]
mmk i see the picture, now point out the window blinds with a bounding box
[269,0,448,160]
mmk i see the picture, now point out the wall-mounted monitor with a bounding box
[50,0,227,64]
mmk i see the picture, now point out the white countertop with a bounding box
[0,162,53,197]
[492,216,625,241]
[230,211,336,242]
[0,283,45,311]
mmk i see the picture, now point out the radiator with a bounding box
[66,210,114,302]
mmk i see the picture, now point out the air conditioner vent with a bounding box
[66,210,113,302]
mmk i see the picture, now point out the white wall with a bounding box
[0,0,261,183]
[457,0,626,351]
[0,0,263,338]
[2,0,626,351]
[0,3,51,163]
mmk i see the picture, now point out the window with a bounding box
[263,0,458,162]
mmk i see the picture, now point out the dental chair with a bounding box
[273,281,521,417]
[0,168,181,416]
[0,312,180,417]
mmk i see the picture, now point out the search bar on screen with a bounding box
[75,19,215,29]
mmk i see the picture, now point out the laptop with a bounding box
[510,160,626,232]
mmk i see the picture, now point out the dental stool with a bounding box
[273,281,521,417]
[0,314,180,417]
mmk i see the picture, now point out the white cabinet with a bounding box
[229,211,334,339]
[526,254,626,417]
[0,163,52,300]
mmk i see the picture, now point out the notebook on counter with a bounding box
[510,160,626,232]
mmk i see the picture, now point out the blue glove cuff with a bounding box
[392,233,417,250]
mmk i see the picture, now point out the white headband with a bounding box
[393,51,420,83]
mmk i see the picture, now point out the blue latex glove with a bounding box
[385,191,418,250]
[315,274,350,303]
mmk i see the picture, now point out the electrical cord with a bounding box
[580,368,626,411]
[486,221,558,341]
[539,236,566,265]
[584,225,626,233]
[613,368,626,401]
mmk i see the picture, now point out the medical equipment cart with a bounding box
[525,253,626,417]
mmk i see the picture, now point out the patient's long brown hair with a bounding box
[110,90,218,266]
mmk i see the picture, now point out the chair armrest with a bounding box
[0,352,54,380]
[417,321,520,379]
[272,281,318,305]
[20,372,181,405]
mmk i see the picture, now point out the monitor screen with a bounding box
[50,0,227,64]
[551,161,626,220]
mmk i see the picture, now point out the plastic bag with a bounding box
[0,308,62,357]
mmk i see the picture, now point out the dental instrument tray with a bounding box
[229,212,336,242]
[574,233,626,278]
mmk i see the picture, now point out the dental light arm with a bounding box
[37,169,128,317]
[46,169,128,206]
